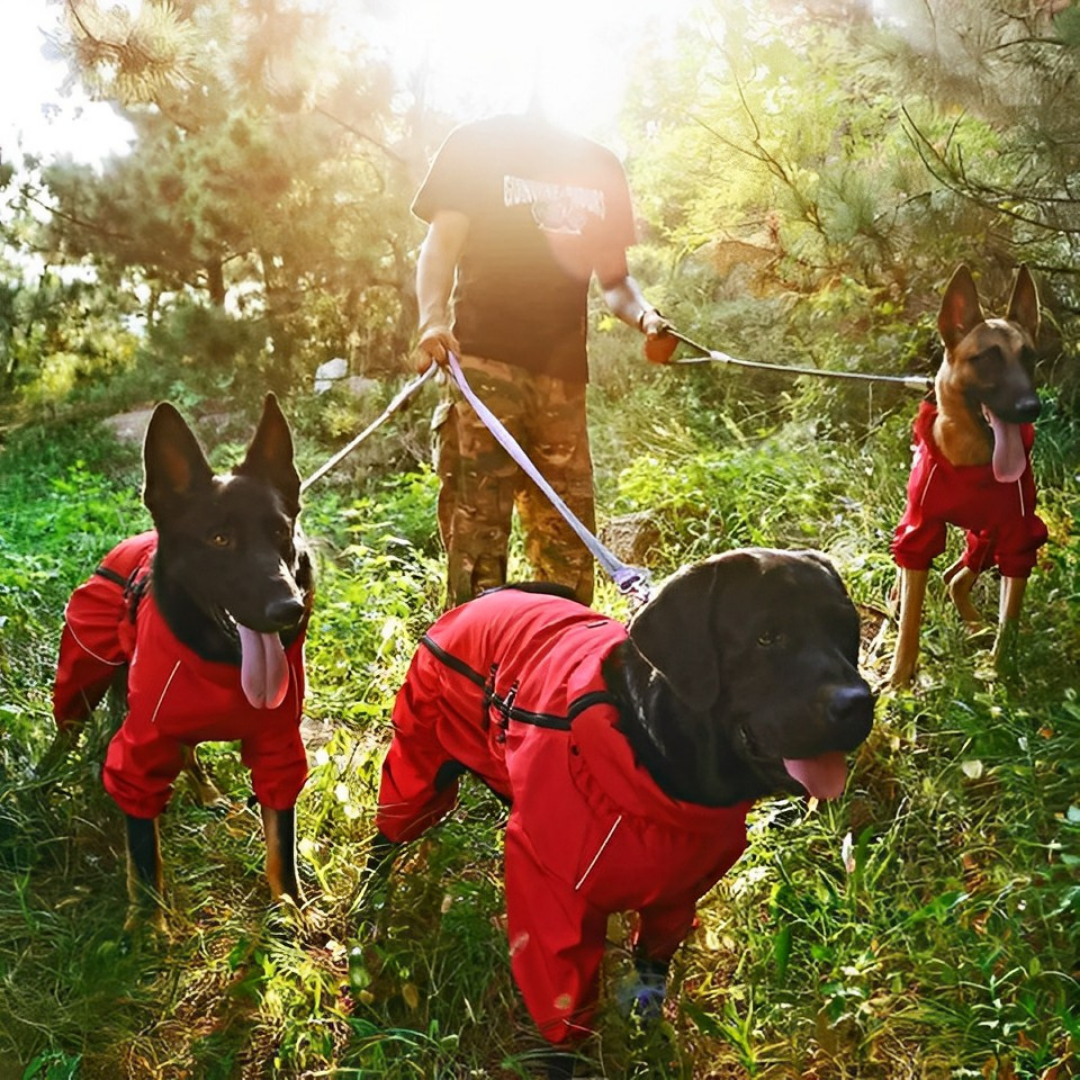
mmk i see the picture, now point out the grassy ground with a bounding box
[0,372,1077,1079]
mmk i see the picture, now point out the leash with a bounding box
[445,351,652,604]
[301,325,925,589]
[667,329,935,392]
[300,364,437,493]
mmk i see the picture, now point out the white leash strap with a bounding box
[446,351,651,604]
[300,364,437,493]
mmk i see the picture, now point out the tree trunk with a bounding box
[206,259,226,307]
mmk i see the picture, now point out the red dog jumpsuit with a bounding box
[53,532,308,820]
[892,402,1048,578]
[376,589,753,1045]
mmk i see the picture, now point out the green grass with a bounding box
[1,378,1078,1079]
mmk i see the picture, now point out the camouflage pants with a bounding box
[432,354,595,609]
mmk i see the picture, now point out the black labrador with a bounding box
[367,548,875,1077]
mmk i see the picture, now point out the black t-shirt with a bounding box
[412,114,637,383]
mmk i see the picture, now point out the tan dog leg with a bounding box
[888,568,928,688]
[124,815,167,934]
[261,805,301,904]
[943,559,982,626]
[181,744,228,808]
[991,576,1027,671]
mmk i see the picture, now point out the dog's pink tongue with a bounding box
[783,752,849,800]
[237,625,289,709]
[984,408,1026,484]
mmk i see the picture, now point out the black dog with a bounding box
[51,394,313,929]
[368,548,875,1076]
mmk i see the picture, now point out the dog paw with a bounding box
[121,905,170,950]
[266,891,311,937]
[617,955,669,1024]
[540,1050,579,1079]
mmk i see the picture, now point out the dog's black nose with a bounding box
[265,596,306,629]
[827,683,875,749]
[1009,394,1041,424]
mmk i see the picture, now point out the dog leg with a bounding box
[181,744,228,808]
[36,724,82,778]
[888,568,928,688]
[366,830,400,881]
[619,951,669,1023]
[124,814,167,933]
[261,804,300,903]
[943,561,982,627]
[542,1052,578,1080]
[991,576,1027,674]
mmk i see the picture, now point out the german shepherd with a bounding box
[887,265,1047,687]
[51,394,314,928]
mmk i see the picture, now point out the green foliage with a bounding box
[32,0,425,395]
[0,262,140,404]
[1,1,1079,1075]
[623,0,1080,374]
[2,355,1078,1076]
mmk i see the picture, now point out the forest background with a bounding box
[1,1,1078,1078]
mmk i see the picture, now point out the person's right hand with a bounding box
[415,325,459,372]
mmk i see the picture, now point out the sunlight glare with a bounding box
[353,0,702,139]
[0,1,134,166]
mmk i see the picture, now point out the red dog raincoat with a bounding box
[53,532,308,820]
[892,401,1048,578]
[376,588,753,1044]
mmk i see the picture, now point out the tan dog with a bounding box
[887,265,1047,687]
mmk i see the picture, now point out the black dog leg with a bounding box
[261,805,300,902]
[541,1050,578,1079]
[365,830,400,897]
[366,830,399,879]
[124,813,165,932]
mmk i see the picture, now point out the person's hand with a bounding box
[415,325,459,373]
[640,310,677,364]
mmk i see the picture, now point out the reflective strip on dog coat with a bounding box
[376,588,752,1045]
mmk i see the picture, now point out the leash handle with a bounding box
[301,364,437,493]
[446,352,651,604]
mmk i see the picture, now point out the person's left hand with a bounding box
[641,310,678,364]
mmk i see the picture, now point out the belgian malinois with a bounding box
[888,265,1047,687]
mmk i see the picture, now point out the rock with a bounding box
[599,511,662,565]
[314,357,349,393]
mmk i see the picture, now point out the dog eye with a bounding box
[971,347,1004,379]
[209,531,233,549]
[757,629,784,647]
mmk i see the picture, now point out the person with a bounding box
[411,108,676,608]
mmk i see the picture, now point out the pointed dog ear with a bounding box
[938,264,985,351]
[143,402,214,520]
[1006,264,1040,343]
[235,393,301,516]
[627,550,762,712]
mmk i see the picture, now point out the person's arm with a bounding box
[414,209,470,371]
[597,250,677,364]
